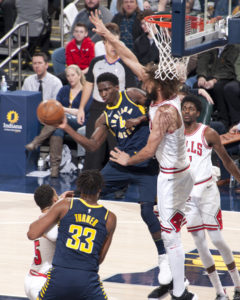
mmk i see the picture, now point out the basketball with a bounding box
[37,99,64,125]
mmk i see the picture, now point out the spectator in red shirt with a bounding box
[65,23,95,75]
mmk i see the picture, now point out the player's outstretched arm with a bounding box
[205,127,240,183]
[99,211,117,264]
[110,108,171,165]
[59,114,108,152]
[27,199,70,240]
[89,11,146,81]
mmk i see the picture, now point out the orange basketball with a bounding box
[37,100,64,125]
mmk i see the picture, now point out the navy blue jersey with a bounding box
[104,90,150,156]
[52,198,109,272]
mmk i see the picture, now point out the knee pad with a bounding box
[162,230,181,249]
[140,202,161,233]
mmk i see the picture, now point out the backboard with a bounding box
[171,0,240,57]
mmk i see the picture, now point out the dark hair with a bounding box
[76,170,104,195]
[138,9,154,21]
[181,94,202,113]
[34,184,54,210]
[97,72,119,86]
[145,62,181,100]
[74,22,88,32]
[102,23,120,41]
[32,52,48,63]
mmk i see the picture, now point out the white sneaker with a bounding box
[158,254,172,285]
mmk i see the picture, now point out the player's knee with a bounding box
[161,230,181,249]
[140,202,161,233]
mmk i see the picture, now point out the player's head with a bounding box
[97,72,119,105]
[103,23,120,58]
[34,184,58,211]
[143,62,181,102]
[73,22,88,43]
[76,170,104,196]
[181,95,202,125]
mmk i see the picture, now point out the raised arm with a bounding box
[89,11,146,81]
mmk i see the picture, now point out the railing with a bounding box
[0,22,29,89]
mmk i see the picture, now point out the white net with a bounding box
[145,16,189,81]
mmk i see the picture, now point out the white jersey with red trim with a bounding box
[29,221,57,275]
[24,219,58,300]
[185,123,212,183]
[149,95,189,173]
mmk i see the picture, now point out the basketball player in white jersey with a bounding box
[24,185,73,300]
[89,10,197,300]
[182,95,240,300]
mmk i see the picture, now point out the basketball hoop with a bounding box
[144,14,204,81]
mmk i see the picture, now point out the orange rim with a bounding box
[144,14,204,30]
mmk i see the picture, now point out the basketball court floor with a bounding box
[0,174,239,300]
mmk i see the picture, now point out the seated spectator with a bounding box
[66,23,95,75]
[51,0,113,75]
[133,9,159,65]
[25,65,92,178]
[22,52,62,101]
[110,0,143,15]
[194,45,240,132]
[14,0,51,59]
[112,0,143,51]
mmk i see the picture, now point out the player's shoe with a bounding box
[233,288,240,300]
[158,254,172,285]
[171,289,197,300]
[148,281,173,299]
[215,294,229,300]
[148,278,190,299]
[215,288,229,300]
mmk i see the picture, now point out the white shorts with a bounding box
[24,271,47,300]
[185,179,223,232]
[157,168,194,233]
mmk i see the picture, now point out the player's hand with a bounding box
[59,190,74,200]
[89,10,108,37]
[198,88,214,104]
[58,114,67,129]
[77,109,85,125]
[110,147,130,166]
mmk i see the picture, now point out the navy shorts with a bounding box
[37,266,107,300]
[101,160,158,203]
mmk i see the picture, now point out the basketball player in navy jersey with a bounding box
[182,95,240,300]
[27,170,116,300]
[59,72,172,296]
